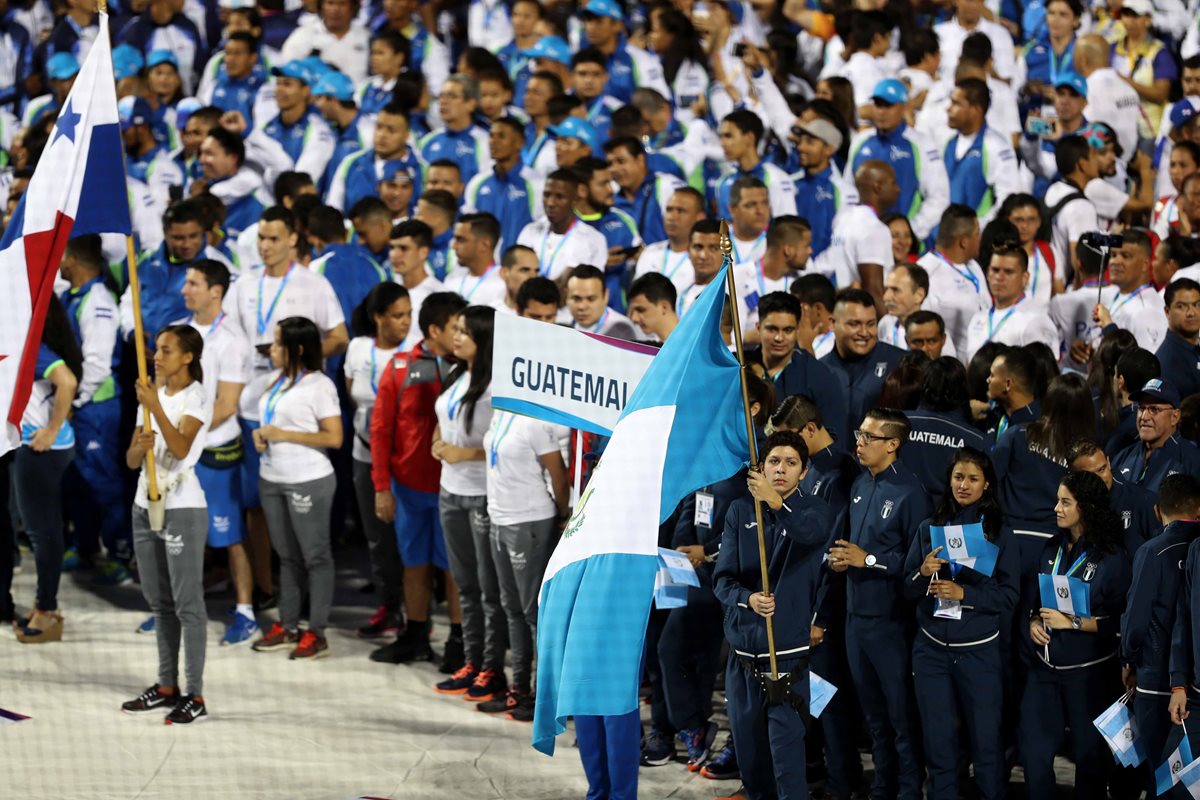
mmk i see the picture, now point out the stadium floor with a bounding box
[2,544,1079,799]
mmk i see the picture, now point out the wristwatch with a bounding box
[864,554,877,568]
[1071,615,1082,631]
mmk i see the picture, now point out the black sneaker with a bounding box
[121,684,179,715]
[370,624,433,664]
[164,695,207,725]
[357,606,401,639]
[478,687,524,714]
[507,692,535,723]
[439,630,465,674]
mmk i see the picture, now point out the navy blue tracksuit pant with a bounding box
[577,710,640,800]
[726,655,809,800]
[657,587,723,730]
[1018,663,1114,798]
[65,397,130,561]
[846,614,924,799]
[912,633,1005,800]
[808,623,864,799]
[1133,688,1173,792]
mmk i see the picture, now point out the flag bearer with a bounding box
[712,430,831,800]
[902,447,1019,800]
[1018,470,1131,798]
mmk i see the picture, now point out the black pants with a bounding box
[0,451,14,618]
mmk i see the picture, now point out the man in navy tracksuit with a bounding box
[714,430,831,800]
[1122,474,1200,791]
[982,346,1041,445]
[1069,439,1160,559]
[1156,278,1200,400]
[1112,379,1200,494]
[829,408,932,799]
[820,289,904,438]
[900,357,987,503]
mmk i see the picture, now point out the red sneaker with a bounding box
[251,622,300,652]
[288,630,330,660]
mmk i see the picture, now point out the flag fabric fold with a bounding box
[531,265,747,755]
[1157,726,1194,795]
[1038,573,1092,617]
[0,14,129,456]
[929,523,998,577]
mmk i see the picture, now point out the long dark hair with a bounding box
[1059,470,1121,555]
[352,282,410,340]
[277,316,323,378]
[879,350,928,410]
[920,356,971,417]
[652,6,709,85]
[157,324,204,384]
[1026,373,1094,465]
[443,306,494,434]
[42,294,83,382]
[933,446,1004,541]
[1087,328,1137,434]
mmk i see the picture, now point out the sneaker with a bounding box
[370,624,433,663]
[506,692,535,723]
[251,622,300,652]
[439,630,465,674]
[478,687,524,714]
[435,662,478,694]
[465,667,506,703]
[61,548,81,571]
[220,613,259,646]
[679,721,718,772]
[640,727,676,767]
[289,630,329,660]
[136,616,155,635]
[94,559,132,586]
[357,606,401,639]
[121,684,178,715]
[164,695,207,725]
[701,734,739,780]
[714,786,747,800]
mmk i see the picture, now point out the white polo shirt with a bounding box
[1109,283,1168,352]
[918,250,989,350]
[1049,281,1119,372]
[444,263,506,308]
[962,300,1060,366]
[516,218,610,281]
[398,274,446,352]
[1084,68,1142,165]
[635,241,696,297]
[820,204,894,289]
[184,314,251,447]
[1044,181,1099,284]
[878,312,960,360]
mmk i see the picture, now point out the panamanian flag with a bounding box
[0,14,128,456]
[531,263,747,755]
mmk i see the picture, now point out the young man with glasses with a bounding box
[1111,379,1200,494]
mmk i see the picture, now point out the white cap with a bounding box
[1121,0,1154,17]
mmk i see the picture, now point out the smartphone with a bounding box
[1026,116,1057,137]
[733,42,748,58]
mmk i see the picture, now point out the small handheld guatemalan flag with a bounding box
[1038,573,1091,617]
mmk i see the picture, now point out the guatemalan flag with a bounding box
[0,15,128,456]
[1038,572,1092,617]
[532,264,747,755]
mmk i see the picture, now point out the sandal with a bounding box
[17,610,63,643]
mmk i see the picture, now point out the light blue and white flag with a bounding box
[1038,573,1091,617]
[810,672,838,719]
[1157,727,1194,795]
[654,547,700,609]
[1174,752,1200,799]
[1093,691,1146,767]
[531,265,746,755]
[929,523,998,577]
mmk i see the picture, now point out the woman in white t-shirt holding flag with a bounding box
[120,325,212,725]
[250,317,344,661]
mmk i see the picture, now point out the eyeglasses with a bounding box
[1136,404,1173,417]
[853,430,896,444]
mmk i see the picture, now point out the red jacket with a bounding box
[369,341,448,493]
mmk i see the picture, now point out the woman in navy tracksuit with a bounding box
[902,446,1020,800]
[713,430,830,800]
[1018,470,1131,798]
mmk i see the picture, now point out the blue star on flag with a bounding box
[52,100,81,146]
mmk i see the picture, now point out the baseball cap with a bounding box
[112,45,144,81]
[1078,122,1120,155]
[380,159,417,184]
[581,0,624,20]
[175,97,203,130]
[313,72,355,102]
[1172,97,1200,130]
[271,61,314,85]
[520,36,572,67]
[1053,73,1088,98]
[46,52,80,81]
[791,118,843,152]
[218,0,256,8]
[872,78,909,106]
[118,95,153,131]
[550,117,598,151]
[1121,0,1154,16]
[146,50,179,70]
[1134,378,1181,409]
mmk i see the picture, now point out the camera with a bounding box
[1080,231,1124,249]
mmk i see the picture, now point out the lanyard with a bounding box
[538,221,576,277]
[1029,248,1040,298]
[256,265,294,337]
[814,330,834,352]
[369,345,382,394]
[997,413,1009,438]
[935,251,980,294]
[676,284,695,316]
[660,247,689,281]
[446,376,467,420]
[458,263,497,300]
[582,308,610,333]
[986,298,1023,341]
[731,232,765,264]
[1049,41,1074,85]
[264,370,307,425]
[1109,283,1153,315]
[887,318,902,347]
[1051,542,1089,578]
[755,260,768,298]
[489,412,516,467]
[190,312,224,338]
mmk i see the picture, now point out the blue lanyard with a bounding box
[935,251,980,294]
[257,265,294,337]
[997,413,1009,438]
[1109,283,1153,315]
[676,284,694,316]
[369,345,380,394]
[661,247,689,281]
[731,232,764,264]
[489,412,516,467]
[446,376,467,420]
[458,263,497,300]
[1030,248,1041,298]
[264,371,306,425]
[1049,41,1075,86]
[986,298,1023,340]
[190,312,224,338]
[582,308,610,333]
[755,260,767,298]
[1051,542,1088,577]
[538,221,576,277]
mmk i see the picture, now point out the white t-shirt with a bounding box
[878,313,960,360]
[572,307,639,340]
[935,17,1016,81]
[635,241,695,297]
[398,274,446,352]
[433,372,493,497]
[136,381,211,511]
[516,218,610,281]
[843,51,887,109]
[812,329,836,360]
[821,204,894,289]
[1109,283,1168,352]
[1024,246,1055,309]
[484,411,569,526]
[345,336,396,463]
[226,263,345,421]
[730,231,767,266]
[184,315,251,447]
[917,251,989,351]
[1084,68,1142,166]
[962,301,1060,366]
[1044,181,1099,285]
[1050,282,1119,372]
[1085,177,1129,231]
[256,371,341,484]
[444,263,506,307]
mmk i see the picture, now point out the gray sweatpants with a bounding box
[353,459,403,612]
[491,517,557,692]
[440,490,507,670]
[260,475,336,635]
[133,506,208,696]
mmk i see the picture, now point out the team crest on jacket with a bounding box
[881,500,894,519]
[875,362,888,378]
[1122,510,1131,529]
[1084,563,1097,581]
